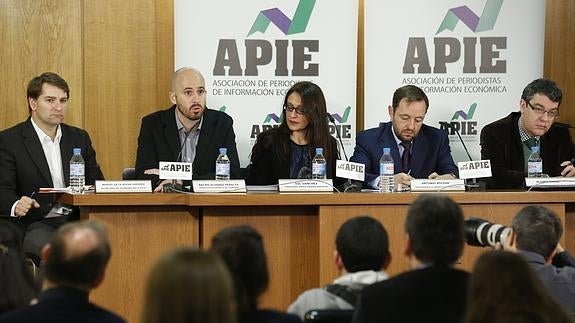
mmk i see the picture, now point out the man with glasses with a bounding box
[134,67,240,191]
[480,78,575,189]
[350,85,458,189]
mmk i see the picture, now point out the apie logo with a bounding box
[250,111,284,139]
[213,0,320,76]
[329,106,352,139]
[436,0,503,34]
[442,103,478,136]
[247,0,316,36]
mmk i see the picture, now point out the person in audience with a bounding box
[141,248,236,323]
[134,67,241,191]
[0,72,104,265]
[353,194,469,323]
[503,205,575,316]
[480,78,575,189]
[211,225,301,323]
[350,84,458,190]
[287,216,390,319]
[0,220,125,323]
[463,250,573,323]
[0,220,37,314]
[246,81,342,187]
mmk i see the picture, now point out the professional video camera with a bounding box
[465,217,512,247]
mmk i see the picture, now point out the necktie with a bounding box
[401,141,411,173]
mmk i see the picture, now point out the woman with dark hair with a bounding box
[464,250,573,323]
[246,81,342,186]
[0,220,37,314]
[141,248,236,323]
[211,225,301,323]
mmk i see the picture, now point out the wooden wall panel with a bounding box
[545,0,575,130]
[0,0,83,130]
[82,0,173,179]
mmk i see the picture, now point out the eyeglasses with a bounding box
[284,105,307,115]
[527,101,559,119]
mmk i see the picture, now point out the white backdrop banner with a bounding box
[364,0,545,162]
[175,0,358,167]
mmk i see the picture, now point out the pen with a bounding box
[29,191,36,200]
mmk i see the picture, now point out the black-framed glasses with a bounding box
[526,101,559,119]
[284,105,307,115]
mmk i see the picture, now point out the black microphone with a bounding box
[554,121,574,129]
[164,130,192,193]
[440,121,474,161]
[440,121,482,190]
[327,113,360,192]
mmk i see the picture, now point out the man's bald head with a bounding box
[43,221,111,291]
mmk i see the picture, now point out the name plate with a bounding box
[95,180,152,193]
[525,177,575,188]
[192,180,247,193]
[410,179,465,192]
[278,179,334,192]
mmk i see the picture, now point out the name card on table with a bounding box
[410,179,465,192]
[278,179,334,192]
[525,177,575,189]
[159,161,193,180]
[95,180,152,193]
[457,160,492,179]
[192,180,247,193]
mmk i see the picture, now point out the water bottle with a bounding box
[379,147,394,192]
[312,147,327,179]
[70,148,85,193]
[215,148,231,180]
[527,146,543,177]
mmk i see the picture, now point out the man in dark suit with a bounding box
[480,78,575,189]
[353,194,470,323]
[0,220,126,323]
[504,205,575,316]
[350,85,458,189]
[135,67,240,191]
[0,72,104,264]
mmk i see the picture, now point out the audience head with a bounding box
[26,72,69,124]
[42,220,111,291]
[519,78,562,137]
[388,84,429,142]
[0,220,37,313]
[142,248,236,323]
[335,216,390,273]
[404,194,465,266]
[170,67,207,123]
[463,250,573,323]
[211,225,268,322]
[511,205,562,260]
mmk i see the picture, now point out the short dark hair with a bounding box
[27,72,70,110]
[512,206,561,258]
[521,78,562,107]
[392,85,429,111]
[211,225,268,322]
[405,194,464,265]
[44,221,111,289]
[336,216,389,272]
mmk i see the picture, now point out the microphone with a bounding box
[440,121,483,190]
[328,113,361,192]
[440,121,474,161]
[554,121,574,129]
[164,130,192,193]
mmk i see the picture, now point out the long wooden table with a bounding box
[59,191,575,323]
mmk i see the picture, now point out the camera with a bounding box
[465,217,512,247]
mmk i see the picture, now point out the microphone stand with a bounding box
[328,114,361,192]
[164,129,192,193]
[440,122,483,191]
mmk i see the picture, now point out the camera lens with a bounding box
[465,217,511,248]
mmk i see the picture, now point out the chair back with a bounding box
[122,167,136,180]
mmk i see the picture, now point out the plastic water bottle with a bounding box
[215,148,231,180]
[527,146,543,177]
[379,147,394,192]
[70,148,85,193]
[312,147,327,179]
